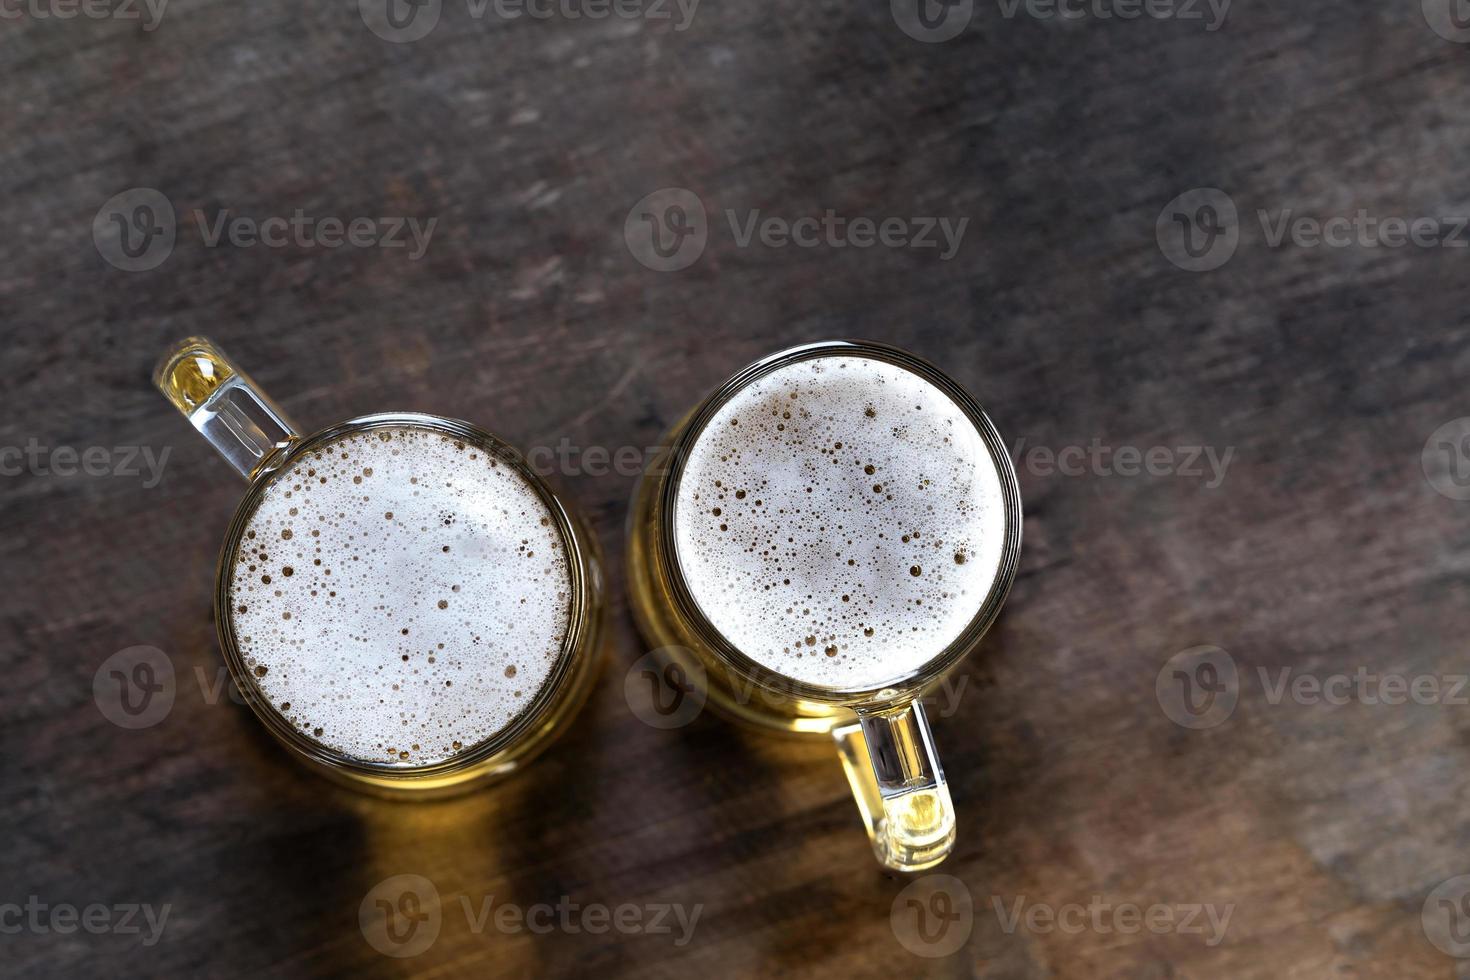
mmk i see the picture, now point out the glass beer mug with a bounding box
[627,341,1021,871]
[155,337,603,796]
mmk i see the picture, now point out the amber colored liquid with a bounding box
[154,340,235,414]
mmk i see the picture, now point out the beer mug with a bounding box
[155,337,604,796]
[627,341,1021,870]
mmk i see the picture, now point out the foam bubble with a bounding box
[228,424,571,767]
[673,355,1008,690]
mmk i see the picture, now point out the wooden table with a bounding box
[4,2,1468,976]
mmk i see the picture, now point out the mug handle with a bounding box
[833,698,956,872]
[153,337,299,481]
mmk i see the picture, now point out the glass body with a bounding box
[626,340,1022,871]
[155,337,604,797]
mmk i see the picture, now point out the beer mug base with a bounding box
[703,686,853,737]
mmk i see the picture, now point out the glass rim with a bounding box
[655,340,1024,705]
[212,411,597,782]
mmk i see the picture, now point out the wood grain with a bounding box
[2,1,1469,977]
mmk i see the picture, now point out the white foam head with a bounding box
[672,354,1009,691]
[227,424,572,767]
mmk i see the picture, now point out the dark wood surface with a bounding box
[5,1,1470,977]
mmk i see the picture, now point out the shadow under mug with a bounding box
[626,340,1022,871]
[154,337,604,797]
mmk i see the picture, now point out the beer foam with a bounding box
[227,424,571,768]
[673,354,1009,691]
